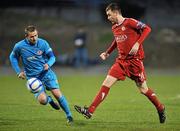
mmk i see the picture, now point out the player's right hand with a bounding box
[17,71,26,79]
[44,63,49,70]
[100,52,109,60]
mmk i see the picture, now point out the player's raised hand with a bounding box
[44,63,49,70]
[129,42,140,55]
[18,71,26,79]
[100,52,109,60]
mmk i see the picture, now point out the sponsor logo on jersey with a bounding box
[27,56,37,61]
[115,35,127,42]
[21,48,28,52]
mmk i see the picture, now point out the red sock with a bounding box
[88,85,110,114]
[144,88,164,111]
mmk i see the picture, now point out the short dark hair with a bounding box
[106,3,121,14]
[25,25,37,36]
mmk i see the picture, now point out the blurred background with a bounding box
[0,0,180,74]
[1,1,180,130]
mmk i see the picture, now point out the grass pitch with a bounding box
[0,74,180,131]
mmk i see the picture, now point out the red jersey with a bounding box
[106,18,151,60]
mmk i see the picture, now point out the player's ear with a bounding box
[25,32,28,37]
[114,10,119,15]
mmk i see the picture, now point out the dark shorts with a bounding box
[108,58,146,84]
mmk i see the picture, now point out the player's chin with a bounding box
[30,41,37,44]
[110,21,115,24]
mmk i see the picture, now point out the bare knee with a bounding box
[136,81,148,94]
[102,75,117,87]
[51,89,62,99]
[139,87,148,94]
[38,93,48,105]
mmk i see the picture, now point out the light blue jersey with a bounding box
[9,38,59,90]
[9,38,55,77]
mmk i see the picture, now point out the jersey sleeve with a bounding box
[9,44,21,74]
[44,40,56,67]
[128,18,151,44]
[44,40,53,54]
[105,39,117,54]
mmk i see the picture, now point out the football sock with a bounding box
[42,95,52,105]
[47,96,53,103]
[144,88,164,111]
[88,85,110,114]
[47,96,60,110]
[58,95,72,117]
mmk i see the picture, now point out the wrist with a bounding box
[105,51,109,55]
[136,42,140,45]
[16,72,21,76]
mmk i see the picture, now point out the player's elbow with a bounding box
[145,25,151,34]
[9,52,14,62]
[52,55,56,62]
[50,55,56,62]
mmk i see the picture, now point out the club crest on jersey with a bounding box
[121,26,126,31]
[37,50,43,55]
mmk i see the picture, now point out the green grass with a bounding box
[0,75,180,131]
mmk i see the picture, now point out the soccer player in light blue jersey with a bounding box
[9,25,73,124]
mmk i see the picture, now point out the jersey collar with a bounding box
[112,18,126,29]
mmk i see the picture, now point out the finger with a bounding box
[129,50,135,55]
[19,76,23,79]
[18,75,21,78]
[101,56,105,60]
[21,75,26,79]
[129,51,133,55]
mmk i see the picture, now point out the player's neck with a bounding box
[117,15,125,25]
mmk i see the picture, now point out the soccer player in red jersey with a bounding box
[74,3,166,123]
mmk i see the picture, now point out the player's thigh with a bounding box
[108,62,126,81]
[43,70,60,90]
[129,59,147,84]
[102,75,118,87]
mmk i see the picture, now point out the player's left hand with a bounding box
[18,71,26,79]
[44,64,49,70]
[129,42,140,55]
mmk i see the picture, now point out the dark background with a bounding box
[0,0,180,68]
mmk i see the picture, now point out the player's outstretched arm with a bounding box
[46,51,56,68]
[9,52,21,75]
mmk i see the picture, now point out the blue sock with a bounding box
[47,96,60,110]
[58,96,72,117]
[42,95,52,105]
[47,96,53,103]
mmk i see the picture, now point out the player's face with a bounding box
[106,10,118,24]
[26,30,38,44]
